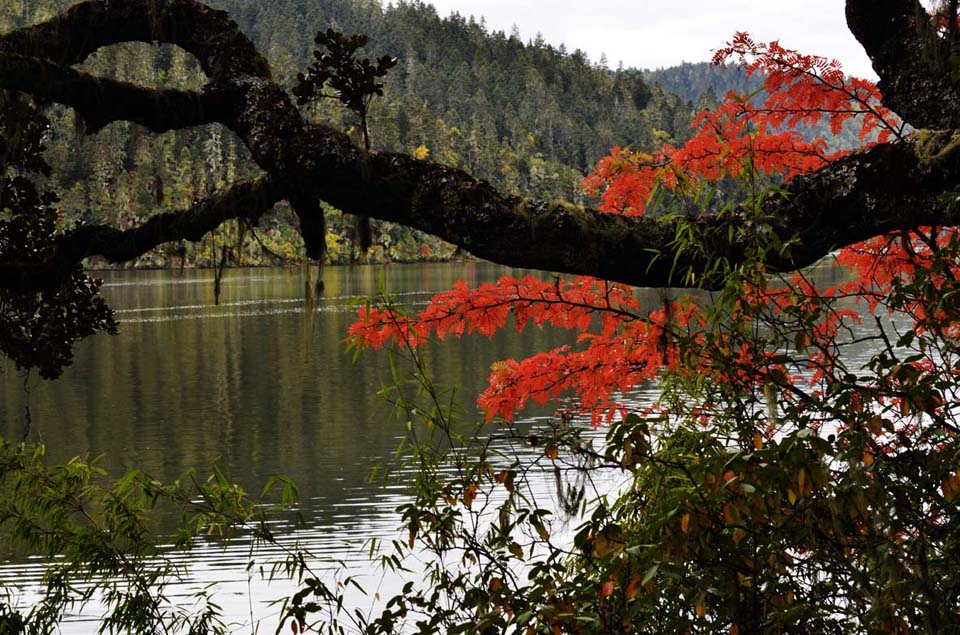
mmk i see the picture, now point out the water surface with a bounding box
[0,261,884,632]
[0,263,650,632]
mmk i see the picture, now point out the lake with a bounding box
[0,263,665,633]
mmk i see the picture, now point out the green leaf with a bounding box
[641,564,659,586]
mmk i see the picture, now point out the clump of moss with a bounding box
[915,128,960,164]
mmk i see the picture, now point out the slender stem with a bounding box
[360,107,370,152]
[950,0,959,52]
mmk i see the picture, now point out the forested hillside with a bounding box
[644,62,759,105]
[645,61,878,151]
[1,0,712,266]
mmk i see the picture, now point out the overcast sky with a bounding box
[423,1,877,79]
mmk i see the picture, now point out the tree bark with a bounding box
[846,0,960,129]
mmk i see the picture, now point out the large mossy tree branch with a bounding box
[0,0,272,80]
[297,138,960,289]
[5,139,956,292]
[846,0,960,129]
[0,51,227,134]
[0,0,958,292]
[0,176,282,291]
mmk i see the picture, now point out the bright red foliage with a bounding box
[583,33,902,217]
[713,33,900,143]
[350,33,930,426]
[349,276,697,425]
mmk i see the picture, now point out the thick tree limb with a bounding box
[0,1,327,201]
[0,176,282,290]
[4,139,956,292]
[846,0,960,129]
[301,138,960,289]
[0,0,959,294]
[66,175,282,263]
[0,52,227,134]
[0,0,271,81]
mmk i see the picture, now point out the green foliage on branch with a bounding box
[0,93,115,379]
[294,29,397,137]
[336,193,960,634]
[0,435,305,635]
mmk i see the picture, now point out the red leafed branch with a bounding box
[713,33,902,143]
[585,33,905,217]
[349,276,704,425]
[351,25,960,423]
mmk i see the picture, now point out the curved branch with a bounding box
[0,0,306,185]
[0,51,228,134]
[0,0,271,82]
[847,0,960,128]
[0,176,282,291]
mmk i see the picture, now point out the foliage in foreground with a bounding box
[0,436,306,635]
[339,25,960,635]
[0,93,116,380]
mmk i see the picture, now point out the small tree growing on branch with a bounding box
[293,28,397,259]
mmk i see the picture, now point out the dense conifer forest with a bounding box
[0,0,728,266]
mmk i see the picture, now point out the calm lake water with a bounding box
[0,261,889,633]
[0,263,665,633]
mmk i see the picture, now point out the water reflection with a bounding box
[0,263,659,632]
[0,261,884,632]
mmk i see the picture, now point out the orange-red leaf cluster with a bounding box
[584,33,901,216]
[350,34,933,427]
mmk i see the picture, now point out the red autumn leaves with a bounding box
[350,33,939,426]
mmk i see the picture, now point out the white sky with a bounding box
[423,1,877,79]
